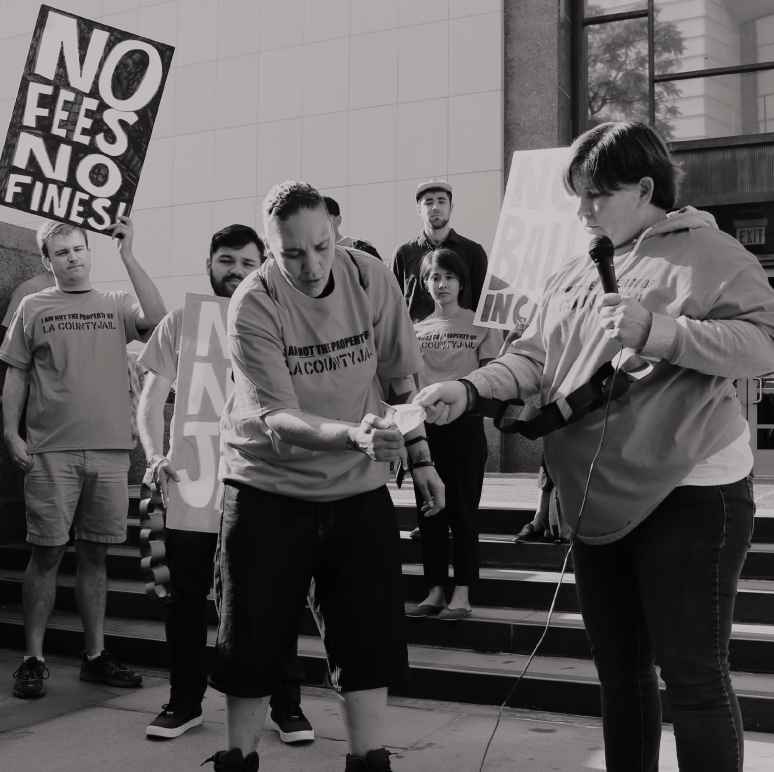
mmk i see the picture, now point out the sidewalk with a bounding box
[1,650,773,771]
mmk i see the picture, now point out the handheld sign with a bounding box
[0,5,174,234]
[474,147,590,332]
[165,294,231,533]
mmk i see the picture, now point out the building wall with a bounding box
[0,0,504,311]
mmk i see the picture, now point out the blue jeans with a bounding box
[573,477,754,772]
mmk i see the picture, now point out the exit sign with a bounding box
[736,225,767,246]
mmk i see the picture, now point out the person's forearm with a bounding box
[137,396,166,460]
[121,250,166,329]
[264,409,359,452]
[137,373,172,460]
[2,366,29,440]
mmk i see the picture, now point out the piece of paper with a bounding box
[383,403,426,436]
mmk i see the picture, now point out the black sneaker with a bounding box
[80,650,143,688]
[146,703,203,739]
[202,748,259,771]
[344,748,392,771]
[12,657,49,699]
[268,707,315,744]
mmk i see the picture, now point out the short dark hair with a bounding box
[262,181,325,230]
[37,221,89,260]
[420,247,469,301]
[563,121,682,210]
[323,196,340,217]
[209,224,265,259]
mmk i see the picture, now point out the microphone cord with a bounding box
[477,352,623,772]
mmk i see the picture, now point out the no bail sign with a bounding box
[0,5,174,234]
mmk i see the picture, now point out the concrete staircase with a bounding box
[2,474,774,731]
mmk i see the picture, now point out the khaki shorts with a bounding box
[24,450,130,546]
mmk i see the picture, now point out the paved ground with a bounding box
[1,650,774,771]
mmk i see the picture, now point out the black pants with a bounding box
[209,484,408,697]
[415,415,487,588]
[165,528,303,712]
[573,479,754,772]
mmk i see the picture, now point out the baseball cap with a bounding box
[415,179,453,201]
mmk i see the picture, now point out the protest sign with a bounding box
[0,5,173,234]
[474,147,590,332]
[165,294,231,533]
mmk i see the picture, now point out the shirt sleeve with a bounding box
[228,287,301,418]
[115,291,144,343]
[0,298,32,370]
[466,305,545,402]
[371,263,423,382]
[477,325,502,363]
[137,309,180,380]
[641,255,774,378]
[392,248,404,290]
[2,285,27,329]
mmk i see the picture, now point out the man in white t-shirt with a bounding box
[1,217,165,700]
[137,225,314,744]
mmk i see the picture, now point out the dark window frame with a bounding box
[574,0,774,148]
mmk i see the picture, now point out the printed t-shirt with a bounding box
[414,308,501,386]
[2,273,55,329]
[220,248,422,501]
[0,287,144,452]
[138,307,183,383]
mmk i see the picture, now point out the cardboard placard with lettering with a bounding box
[474,148,590,333]
[165,294,231,533]
[0,5,174,234]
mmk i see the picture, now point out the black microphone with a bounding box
[589,235,616,293]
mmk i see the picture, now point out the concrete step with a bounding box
[3,540,774,625]
[6,528,774,583]
[1,606,773,733]
[2,568,774,675]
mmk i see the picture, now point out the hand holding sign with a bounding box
[110,214,133,246]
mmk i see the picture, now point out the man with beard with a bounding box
[392,179,488,322]
[136,224,314,743]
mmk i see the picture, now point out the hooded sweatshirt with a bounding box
[467,207,774,544]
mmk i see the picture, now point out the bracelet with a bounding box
[458,378,479,413]
[409,459,435,471]
[404,435,428,448]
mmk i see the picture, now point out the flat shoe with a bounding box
[406,603,445,618]
[438,607,472,620]
[513,522,552,543]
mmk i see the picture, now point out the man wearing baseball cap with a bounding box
[392,179,488,322]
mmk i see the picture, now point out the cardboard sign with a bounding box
[474,148,590,332]
[165,294,231,533]
[0,5,174,234]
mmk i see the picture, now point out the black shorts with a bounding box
[209,482,408,698]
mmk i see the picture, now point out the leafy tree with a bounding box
[586,5,685,137]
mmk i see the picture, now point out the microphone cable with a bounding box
[477,352,624,772]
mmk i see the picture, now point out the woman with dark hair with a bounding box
[415,121,774,770]
[407,248,500,620]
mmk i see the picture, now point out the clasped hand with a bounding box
[351,414,405,462]
[351,414,446,516]
[598,293,652,350]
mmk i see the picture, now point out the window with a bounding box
[578,1,774,142]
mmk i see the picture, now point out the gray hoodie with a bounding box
[468,207,774,543]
